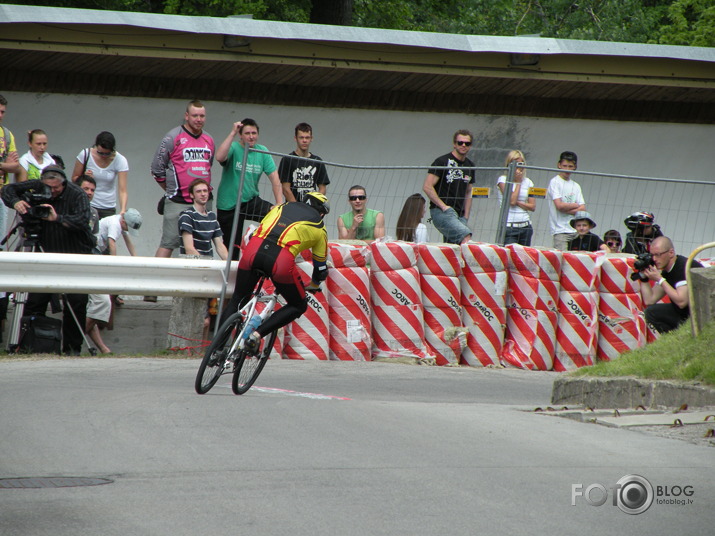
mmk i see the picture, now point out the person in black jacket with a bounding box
[2,165,95,354]
[567,211,609,252]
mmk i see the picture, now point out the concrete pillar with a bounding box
[166,254,211,355]
[690,266,715,334]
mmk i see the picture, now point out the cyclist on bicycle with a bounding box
[225,191,330,353]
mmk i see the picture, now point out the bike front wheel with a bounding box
[231,329,278,395]
[195,312,243,394]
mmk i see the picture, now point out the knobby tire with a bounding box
[194,312,242,394]
[231,329,277,395]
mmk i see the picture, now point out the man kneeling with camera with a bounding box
[638,236,703,334]
[2,165,95,354]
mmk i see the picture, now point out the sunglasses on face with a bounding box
[349,195,366,201]
[96,149,112,157]
[455,141,472,147]
[607,241,621,248]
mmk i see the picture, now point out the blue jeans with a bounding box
[504,223,533,246]
[430,207,471,244]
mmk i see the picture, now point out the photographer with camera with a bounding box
[1,165,95,354]
[638,236,702,334]
[623,211,663,255]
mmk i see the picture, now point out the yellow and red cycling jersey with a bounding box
[253,202,328,264]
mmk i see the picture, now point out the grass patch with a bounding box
[570,320,715,386]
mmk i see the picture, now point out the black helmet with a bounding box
[304,191,330,216]
[624,211,654,231]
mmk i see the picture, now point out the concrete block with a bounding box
[552,376,715,409]
[167,297,208,356]
[690,266,715,334]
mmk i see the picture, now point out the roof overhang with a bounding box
[1,4,714,123]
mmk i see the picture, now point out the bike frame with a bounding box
[230,277,278,355]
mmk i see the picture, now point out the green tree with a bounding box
[656,0,715,47]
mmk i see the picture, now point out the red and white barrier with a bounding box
[461,305,506,367]
[599,255,640,294]
[597,292,646,361]
[282,261,330,360]
[369,242,431,360]
[420,273,463,365]
[326,265,371,361]
[369,241,417,272]
[329,240,370,268]
[560,251,604,292]
[554,291,599,370]
[417,243,463,277]
[506,273,559,312]
[461,242,508,274]
[507,244,562,282]
[502,308,557,370]
[459,243,509,366]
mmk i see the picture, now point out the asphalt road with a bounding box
[0,358,712,535]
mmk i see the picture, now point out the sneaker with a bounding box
[143,296,157,303]
[244,332,261,355]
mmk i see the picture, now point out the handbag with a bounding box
[157,196,166,215]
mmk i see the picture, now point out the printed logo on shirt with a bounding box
[182,146,212,162]
[445,159,471,184]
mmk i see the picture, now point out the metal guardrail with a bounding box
[0,252,237,297]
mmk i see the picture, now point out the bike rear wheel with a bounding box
[195,312,243,394]
[231,329,278,395]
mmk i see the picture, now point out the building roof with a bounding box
[1,4,714,123]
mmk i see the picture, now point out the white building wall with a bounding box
[4,92,713,256]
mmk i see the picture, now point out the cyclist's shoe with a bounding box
[244,332,261,355]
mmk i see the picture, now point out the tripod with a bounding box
[1,217,97,355]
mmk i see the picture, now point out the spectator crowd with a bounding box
[0,96,702,354]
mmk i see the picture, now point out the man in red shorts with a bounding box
[224,191,329,353]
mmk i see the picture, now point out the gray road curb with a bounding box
[551,376,715,409]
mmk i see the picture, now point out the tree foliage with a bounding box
[3,0,712,47]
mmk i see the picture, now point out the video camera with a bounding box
[21,182,52,221]
[630,252,655,281]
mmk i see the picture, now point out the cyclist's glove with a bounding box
[312,262,328,283]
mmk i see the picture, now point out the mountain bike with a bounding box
[194,271,320,395]
[194,271,278,395]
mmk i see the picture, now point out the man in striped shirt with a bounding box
[178,178,227,260]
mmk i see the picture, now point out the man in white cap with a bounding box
[96,208,141,256]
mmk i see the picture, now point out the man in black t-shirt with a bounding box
[278,122,330,203]
[640,236,703,333]
[422,130,475,244]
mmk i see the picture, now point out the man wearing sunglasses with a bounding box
[337,185,384,241]
[639,236,703,333]
[422,130,475,244]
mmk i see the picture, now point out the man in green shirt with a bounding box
[215,118,283,259]
[337,185,385,242]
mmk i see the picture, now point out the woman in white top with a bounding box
[19,129,56,182]
[396,193,428,243]
[496,150,536,246]
[72,131,129,219]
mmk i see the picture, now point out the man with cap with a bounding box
[1,164,95,354]
[567,211,609,252]
[96,208,142,256]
